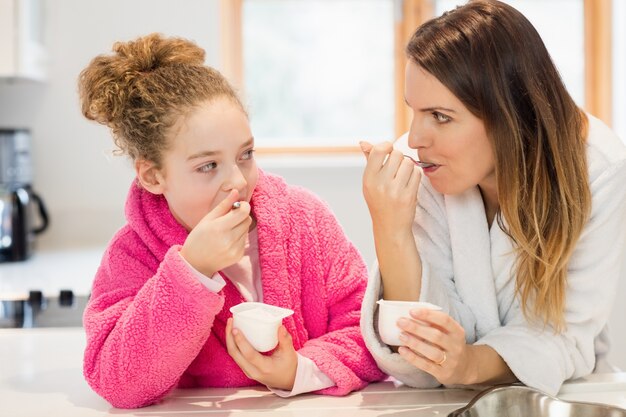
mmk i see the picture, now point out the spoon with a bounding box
[404,154,436,169]
[359,141,435,169]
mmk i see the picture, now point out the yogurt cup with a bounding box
[230,302,294,352]
[376,299,442,346]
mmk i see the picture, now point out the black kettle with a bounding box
[0,185,49,262]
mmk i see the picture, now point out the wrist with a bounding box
[283,354,298,390]
[179,247,215,277]
[373,226,414,247]
[370,213,414,235]
[461,344,516,385]
[462,345,480,385]
[270,366,296,391]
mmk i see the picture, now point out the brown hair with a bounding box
[78,33,242,166]
[407,0,591,331]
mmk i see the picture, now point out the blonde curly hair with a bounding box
[78,33,242,167]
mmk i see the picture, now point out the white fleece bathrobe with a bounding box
[361,115,626,395]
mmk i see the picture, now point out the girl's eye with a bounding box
[241,149,255,160]
[433,111,451,123]
[197,162,217,173]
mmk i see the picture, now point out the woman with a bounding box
[360,0,626,395]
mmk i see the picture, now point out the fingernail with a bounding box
[232,328,239,336]
[397,318,409,328]
[399,333,407,341]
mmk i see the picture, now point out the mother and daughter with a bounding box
[80,0,626,409]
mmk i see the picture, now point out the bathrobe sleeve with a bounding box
[83,233,225,408]
[294,190,385,395]
[476,160,626,395]
[360,178,477,387]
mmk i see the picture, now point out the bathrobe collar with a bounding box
[444,186,501,337]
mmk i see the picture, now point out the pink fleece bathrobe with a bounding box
[83,169,384,408]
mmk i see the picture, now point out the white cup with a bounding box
[376,299,442,346]
[229,302,294,352]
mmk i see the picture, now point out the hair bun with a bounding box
[78,33,205,126]
[112,33,206,74]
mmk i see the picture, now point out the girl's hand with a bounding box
[225,318,298,391]
[360,141,421,234]
[396,309,476,385]
[180,189,252,277]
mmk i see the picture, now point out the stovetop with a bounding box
[0,290,88,328]
[0,247,102,328]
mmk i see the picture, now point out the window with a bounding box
[242,0,395,149]
[613,0,625,142]
[221,0,613,152]
[436,0,585,105]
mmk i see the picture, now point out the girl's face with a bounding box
[404,61,496,197]
[149,97,258,231]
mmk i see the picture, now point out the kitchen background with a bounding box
[0,0,625,369]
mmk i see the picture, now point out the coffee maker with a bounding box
[0,129,48,262]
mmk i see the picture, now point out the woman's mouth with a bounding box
[416,161,436,169]
[403,154,441,173]
[420,162,440,174]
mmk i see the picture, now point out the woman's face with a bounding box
[151,97,258,231]
[404,61,496,197]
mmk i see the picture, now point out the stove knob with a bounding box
[28,290,44,309]
[59,290,74,307]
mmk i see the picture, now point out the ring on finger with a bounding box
[434,351,447,366]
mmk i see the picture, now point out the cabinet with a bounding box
[0,0,46,81]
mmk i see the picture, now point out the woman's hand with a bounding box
[396,308,476,385]
[225,318,298,391]
[180,189,252,277]
[360,141,421,234]
[361,141,424,301]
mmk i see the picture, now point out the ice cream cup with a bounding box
[229,302,294,352]
[376,299,442,346]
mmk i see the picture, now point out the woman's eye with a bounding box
[197,162,217,173]
[433,111,451,123]
[241,149,255,160]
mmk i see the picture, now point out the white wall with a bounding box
[0,0,623,371]
[0,0,222,249]
[0,0,378,263]
[259,155,374,262]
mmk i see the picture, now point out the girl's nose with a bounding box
[223,166,247,193]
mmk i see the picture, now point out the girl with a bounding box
[80,33,383,408]
[360,0,626,395]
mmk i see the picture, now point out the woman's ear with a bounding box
[135,159,166,195]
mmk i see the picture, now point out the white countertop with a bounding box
[0,248,103,299]
[1,328,625,417]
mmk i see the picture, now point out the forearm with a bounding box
[466,344,517,385]
[84,247,222,407]
[298,328,385,395]
[373,226,422,301]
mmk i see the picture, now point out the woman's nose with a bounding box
[408,118,430,149]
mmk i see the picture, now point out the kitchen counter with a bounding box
[1,328,626,417]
